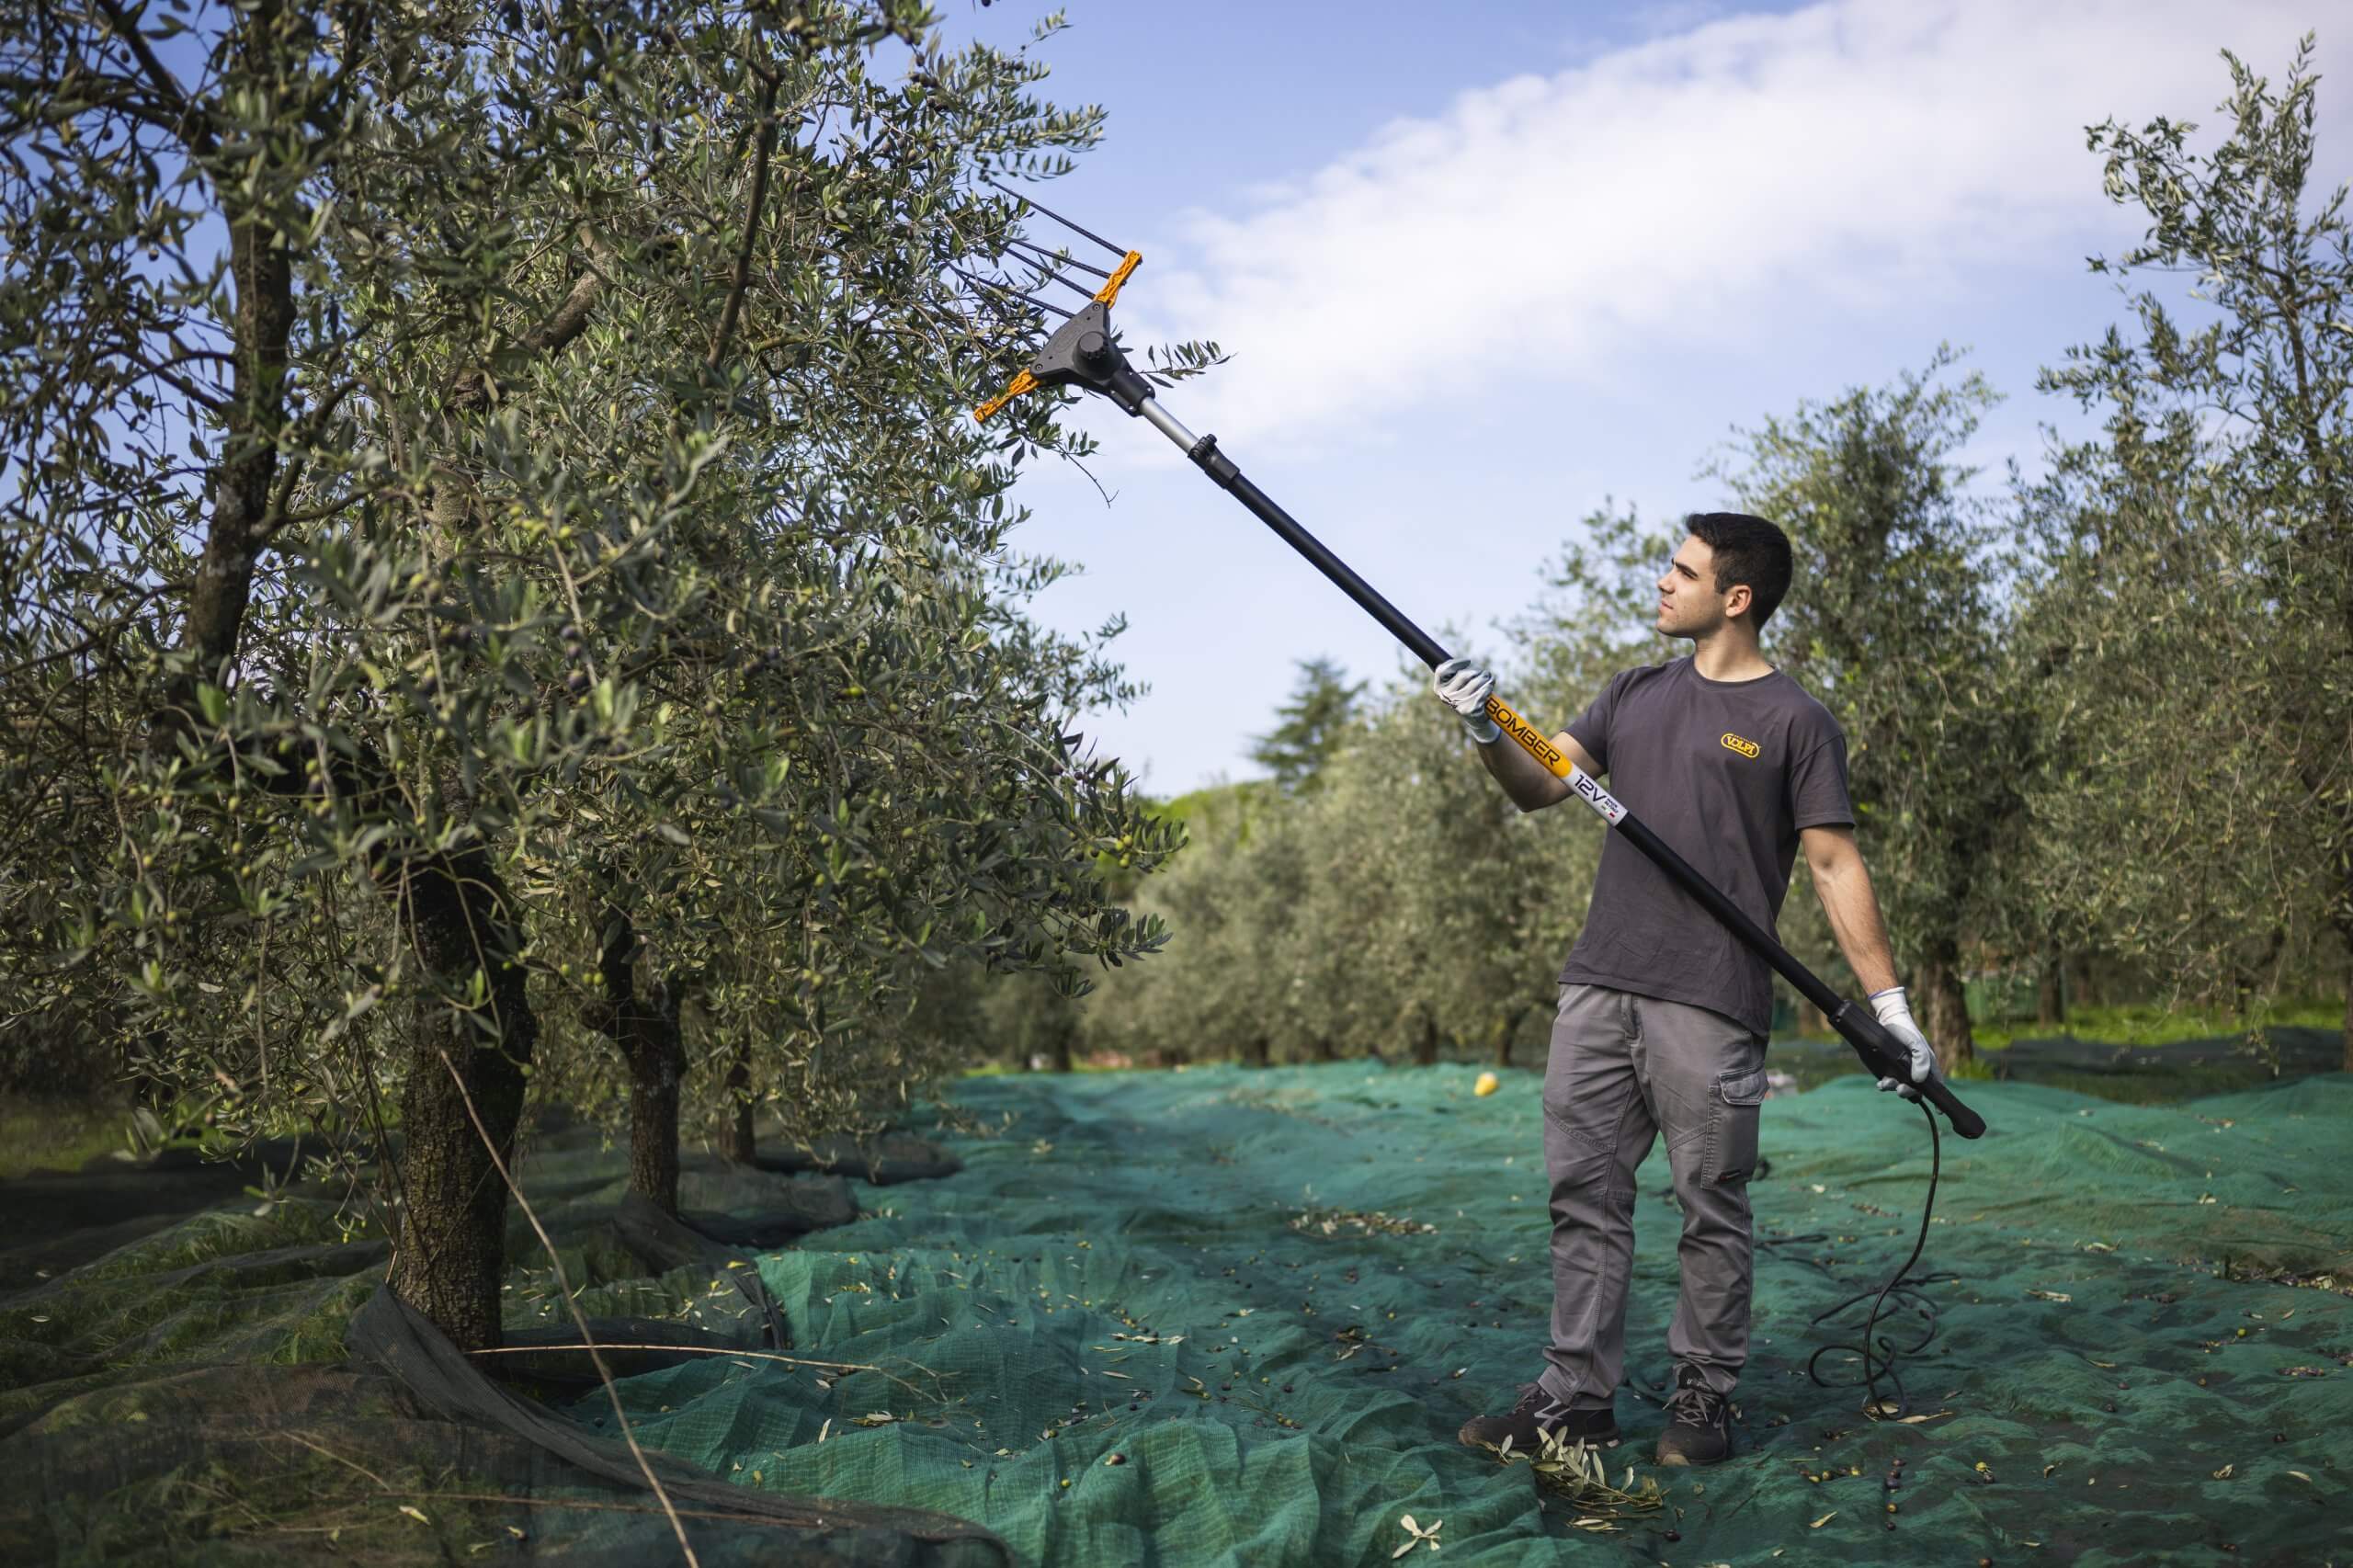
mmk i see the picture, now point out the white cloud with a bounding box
[1123,0,2344,447]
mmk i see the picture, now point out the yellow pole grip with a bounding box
[1483,693,1628,824]
[1483,695,1573,778]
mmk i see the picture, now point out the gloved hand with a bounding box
[1869,986,1937,1100]
[1433,656,1501,744]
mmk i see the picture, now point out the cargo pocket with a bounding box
[1703,1066,1769,1186]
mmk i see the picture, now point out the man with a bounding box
[1432,512,1937,1469]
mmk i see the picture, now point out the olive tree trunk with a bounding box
[595,904,688,1218]
[2037,956,2066,1028]
[1410,1012,1438,1067]
[1918,951,1975,1074]
[628,1029,684,1216]
[1240,1036,1269,1069]
[1490,1006,1528,1070]
[2339,927,2353,1074]
[384,848,537,1354]
[723,1037,757,1165]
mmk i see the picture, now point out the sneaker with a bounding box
[1654,1363,1733,1466]
[1458,1381,1620,1453]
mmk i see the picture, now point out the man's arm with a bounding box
[1802,824,1939,1092]
[1474,726,1599,813]
[1431,657,1602,812]
[1800,824,1899,994]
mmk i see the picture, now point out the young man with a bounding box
[1432,512,1937,1468]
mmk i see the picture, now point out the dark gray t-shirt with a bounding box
[1558,656,1854,1037]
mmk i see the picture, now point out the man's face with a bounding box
[1655,535,1739,639]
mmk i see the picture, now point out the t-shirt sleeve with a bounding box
[1565,669,1629,775]
[1788,718,1856,830]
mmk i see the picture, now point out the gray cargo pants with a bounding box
[1538,983,1768,1408]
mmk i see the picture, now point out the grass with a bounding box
[0,1095,137,1180]
[0,1094,370,1183]
[1968,994,2345,1050]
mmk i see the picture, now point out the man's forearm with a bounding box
[1473,729,1571,812]
[1811,852,1900,996]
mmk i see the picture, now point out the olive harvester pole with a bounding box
[964,184,1986,1144]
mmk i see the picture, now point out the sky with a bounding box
[932,0,2349,796]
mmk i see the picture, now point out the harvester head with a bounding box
[962,178,1149,423]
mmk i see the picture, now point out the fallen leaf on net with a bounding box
[1391,1513,1443,1558]
[1811,1511,1837,1528]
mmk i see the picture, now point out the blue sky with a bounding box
[936,0,2347,795]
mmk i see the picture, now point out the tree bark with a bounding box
[1797,997,1827,1039]
[384,847,536,1354]
[2343,971,2351,1076]
[596,903,687,1218]
[1918,952,1975,1073]
[2340,928,2353,1075]
[723,1037,756,1165]
[2037,955,2066,1028]
[174,58,290,704]
[1310,1036,1336,1063]
[627,1027,683,1216]
[1411,1012,1438,1067]
[1491,1005,1528,1069]
[1241,1036,1269,1069]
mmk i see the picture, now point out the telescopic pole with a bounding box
[969,247,1986,1141]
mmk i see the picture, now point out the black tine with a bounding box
[949,267,1033,325]
[952,267,1074,321]
[1028,267,1098,301]
[983,176,1128,259]
[1005,236,1112,281]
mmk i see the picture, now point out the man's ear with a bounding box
[1723,581,1754,621]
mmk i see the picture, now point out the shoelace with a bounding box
[1665,1380,1726,1429]
[1518,1383,1574,1428]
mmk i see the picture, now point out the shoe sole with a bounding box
[1654,1448,1728,1467]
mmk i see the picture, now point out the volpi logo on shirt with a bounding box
[1720,732,1761,759]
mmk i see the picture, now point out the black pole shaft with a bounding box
[1221,462,1452,669]
[1180,426,1986,1141]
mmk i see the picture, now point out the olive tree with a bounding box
[0,0,1176,1346]
[2024,37,2353,1065]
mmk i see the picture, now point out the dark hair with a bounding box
[1684,512,1792,629]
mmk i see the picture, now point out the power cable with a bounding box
[1761,1097,1953,1418]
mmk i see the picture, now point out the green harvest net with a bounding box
[6,1063,2350,1565]
[563,1063,2353,1567]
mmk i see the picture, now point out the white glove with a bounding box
[1870,986,1937,1100]
[1433,656,1501,744]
